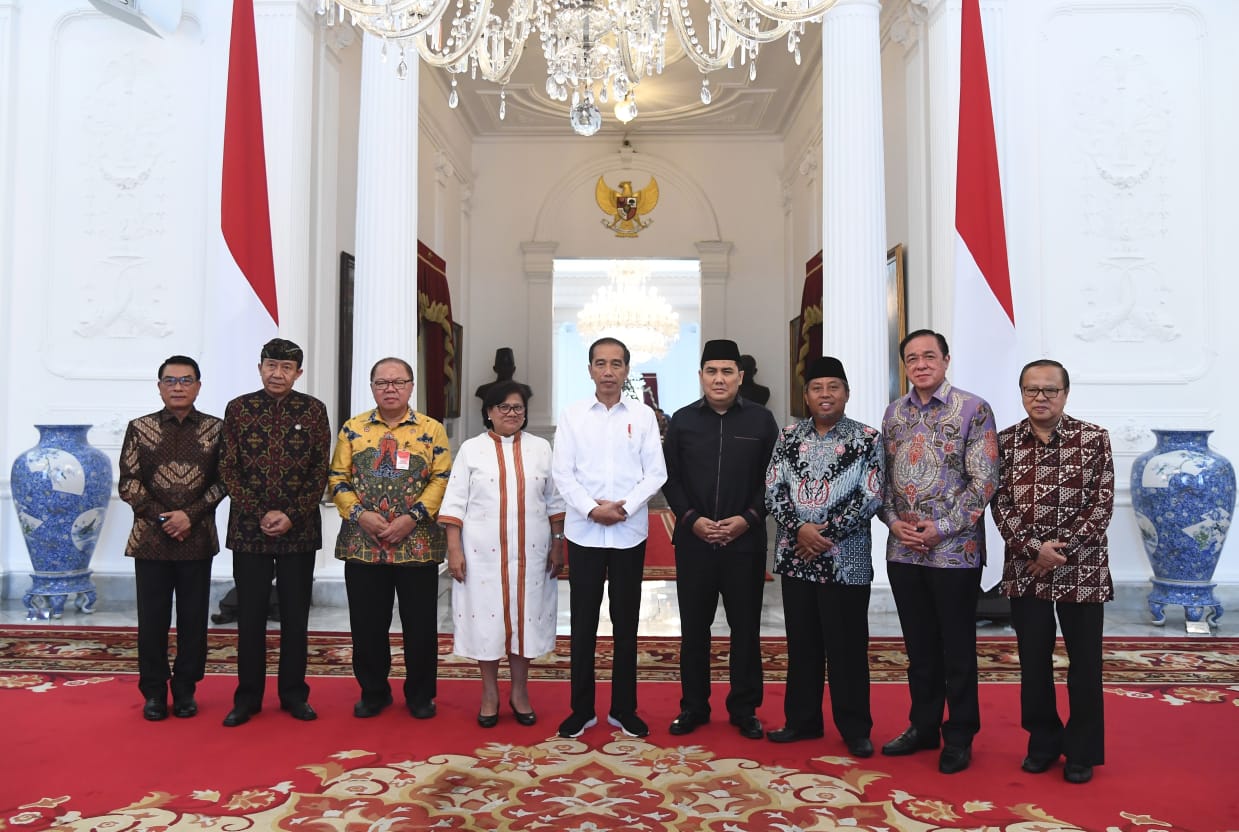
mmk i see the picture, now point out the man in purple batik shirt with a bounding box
[878,329,1000,775]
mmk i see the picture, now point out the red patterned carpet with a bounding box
[2,627,1237,831]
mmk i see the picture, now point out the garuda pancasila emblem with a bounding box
[595,175,659,237]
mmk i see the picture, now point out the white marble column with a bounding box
[0,0,16,406]
[351,32,419,415]
[821,0,889,427]
[695,241,733,344]
[921,0,960,331]
[309,22,354,416]
[254,0,316,355]
[521,240,558,439]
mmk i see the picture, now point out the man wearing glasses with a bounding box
[879,329,999,774]
[219,338,331,727]
[119,356,226,721]
[329,357,452,720]
[991,360,1114,785]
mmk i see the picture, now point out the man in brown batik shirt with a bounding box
[119,354,226,722]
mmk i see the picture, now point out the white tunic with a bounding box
[439,431,565,660]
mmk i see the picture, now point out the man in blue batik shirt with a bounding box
[764,356,884,758]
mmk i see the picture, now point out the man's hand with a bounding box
[1027,540,1068,578]
[160,510,191,541]
[794,523,833,561]
[588,500,628,526]
[890,518,935,555]
[357,510,390,541]
[260,510,292,537]
[713,516,749,545]
[377,514,416,545]
[691,516,716,542]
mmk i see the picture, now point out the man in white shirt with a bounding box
[552,337,668,739]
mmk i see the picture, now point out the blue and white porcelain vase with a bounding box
[9,425,112,620]
[1130,429,1234,632]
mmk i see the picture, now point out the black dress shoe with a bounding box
[1064,762,1094,784]
[509,698,537,726]
[172,698,198,719]
[766,726,824,743]
[668,711,709,736]
[939,745,972,774]
[1022,753,1058,774]
[223,706,255,727]
[730,714,764,740]
[143,697,169,721]
[409,701,437,720]
[845,737,875,758]
[353,695,393,718]
[477,711,499,728]
[881,726,940,756]
[281,701,318,721]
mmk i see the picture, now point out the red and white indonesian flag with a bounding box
[204,0,278,414]
[950,0,1018,590]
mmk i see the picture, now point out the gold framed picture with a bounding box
[887,244,908,401]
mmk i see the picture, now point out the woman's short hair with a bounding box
[481,380,530,431]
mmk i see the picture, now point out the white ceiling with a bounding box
[420,26,822,140]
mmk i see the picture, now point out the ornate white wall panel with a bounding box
[1039,4,1208,383]
[43,12,209,379]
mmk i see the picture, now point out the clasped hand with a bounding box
[693,515,750,546]
[1027,540,1068,578]
[890,518,941,555]
[793,522,834,561]
[159,509,191,541]
[358,510,416,545]
[588,500,627,526]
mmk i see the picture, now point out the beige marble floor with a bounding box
[2,569,1233,639]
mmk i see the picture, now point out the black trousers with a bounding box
[345,559,439,707]
[1010,596,1105,766]
[232,550,314,709]
[888,561,982,748]
[567,540,645,717]
[134,558,213,701]
[675,547,765,719]
[780,575,872,741]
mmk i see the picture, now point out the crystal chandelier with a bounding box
[316,0,841,135]
[577,261,680,364]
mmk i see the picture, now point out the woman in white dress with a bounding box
[439,382,565,727]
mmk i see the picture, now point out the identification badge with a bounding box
[396,450,411,470]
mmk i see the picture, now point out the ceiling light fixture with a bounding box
[316,0,839,135]
[576,261,680,365]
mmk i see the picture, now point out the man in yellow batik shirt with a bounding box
[329,357,452,720]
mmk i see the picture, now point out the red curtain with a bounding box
[417,241,455,421]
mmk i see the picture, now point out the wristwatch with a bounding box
[551,533,565,540]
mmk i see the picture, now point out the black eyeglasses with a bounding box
[372,379,412,391]
[159,376,197,388]
[1021,386,1063,400]
[494,403,526,415]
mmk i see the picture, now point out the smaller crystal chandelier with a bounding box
[316,0,840,135]
[577,261,680,364]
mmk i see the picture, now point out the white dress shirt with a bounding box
[552,395,668,549]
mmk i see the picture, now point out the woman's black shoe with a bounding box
[509,698,537,726]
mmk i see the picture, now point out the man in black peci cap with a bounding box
[218,338,331,728]
[764,356,884,757]
[662,339,779,740]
